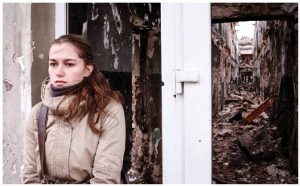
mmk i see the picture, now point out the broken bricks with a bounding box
[238,127,275,161]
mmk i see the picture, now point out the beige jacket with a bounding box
[22,81,126,184]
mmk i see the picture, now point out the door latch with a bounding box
[176,70,200,94]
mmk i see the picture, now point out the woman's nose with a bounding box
[55,64,65,77]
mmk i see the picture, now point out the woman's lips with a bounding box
[54,80,67,86]
[55,80,66,83]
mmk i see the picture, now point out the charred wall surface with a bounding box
[253,18,298,173]
[211,23,239,116]
[68,3,162,183]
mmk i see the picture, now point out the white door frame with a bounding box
[161,3,212,184]
[55,3,67,38]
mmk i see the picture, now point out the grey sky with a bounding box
[235,21,255,39]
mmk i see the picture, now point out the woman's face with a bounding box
[48,43,93,88]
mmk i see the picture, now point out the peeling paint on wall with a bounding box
[13,54,25,72]
[4,79,13,91]
[86,3,162,183]
[110,37,119,69]
[103,15,110,50]
[147,31,159,59]
[110,3,123,35]
[91,3,99,21]
[70,3,161,183]
[130,28,162,183]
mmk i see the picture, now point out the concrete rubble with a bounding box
[213,85,298,183]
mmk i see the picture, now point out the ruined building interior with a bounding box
[2,2,298,184]
[211,3,298,184]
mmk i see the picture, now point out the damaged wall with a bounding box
[3,3,32,183]
[131,30,162,184]
[68,3,162,183]
[211,22,239,116]
[252,16,298,173]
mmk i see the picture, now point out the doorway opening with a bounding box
[211,3,298,184]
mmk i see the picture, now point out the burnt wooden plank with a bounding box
[244,97,273,124]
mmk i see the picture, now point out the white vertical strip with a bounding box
[20,3,32,135]
[174,4,185,184]
[161,3,185,184]
[55,3,67,38]
[20,4,33,181]
[182,3,211,183]
[0,2,4,183]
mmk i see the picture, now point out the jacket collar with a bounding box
[41,77,76,111]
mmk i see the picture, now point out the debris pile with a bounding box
[238,127,275,161]
[213,88,298,184]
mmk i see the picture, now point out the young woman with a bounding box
[22,34,126,184]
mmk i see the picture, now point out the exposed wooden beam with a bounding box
[211,3,297,23]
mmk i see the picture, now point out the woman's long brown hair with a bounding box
[50,34,123,134]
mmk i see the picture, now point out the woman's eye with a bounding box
[66,63,75,67]
[49,63,57,67]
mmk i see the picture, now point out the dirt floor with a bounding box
[212,86,298,184]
